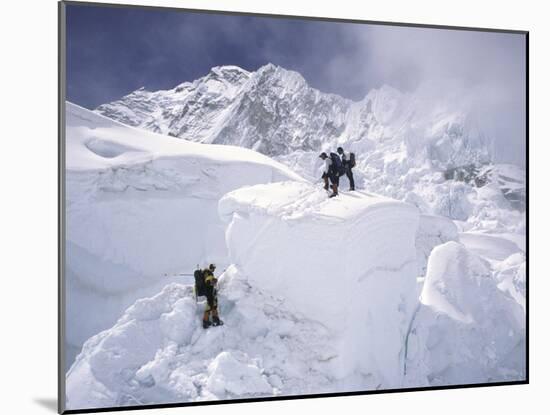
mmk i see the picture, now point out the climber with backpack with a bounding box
[319,152,344,198]
[337,147,356,191]
[194,263,223,329]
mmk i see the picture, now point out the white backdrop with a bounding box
[0,0,546,414]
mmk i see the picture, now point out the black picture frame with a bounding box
[58,1,529,413]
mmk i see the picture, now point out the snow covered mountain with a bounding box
[65,64,526,410]
[95,64,491,169]
[95,63,525,226]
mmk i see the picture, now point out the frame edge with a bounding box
[58,1,67,413]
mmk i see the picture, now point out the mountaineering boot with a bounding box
[203,319,212,329]
[212,316,224,326]
[329,184,338,198]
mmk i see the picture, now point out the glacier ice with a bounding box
[405,242,526,385]
[64,63,526,409]
[67,182,422,409]
[65,102,303,365]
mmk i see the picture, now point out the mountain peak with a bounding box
[253,63,308,90]
[257,62,277,72]
[207,65,251,83]
[211,64,249,73]
[94,64,494,168]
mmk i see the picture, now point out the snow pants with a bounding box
[203,294,219,321]
[344,165,355,190]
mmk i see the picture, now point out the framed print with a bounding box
[58,1,528,413]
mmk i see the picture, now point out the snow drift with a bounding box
[405,241,526,385]
[66,182,421,409]
[65,102,302,365]
[65,182,526,410]
[415,214,459,278]
[219,182,420,384]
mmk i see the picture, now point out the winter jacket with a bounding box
[203,269,218,307]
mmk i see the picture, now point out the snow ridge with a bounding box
[95,64,492,170]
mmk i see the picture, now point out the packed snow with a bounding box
[415,214,459,278]
[405,242,525,385]
[66,181,525,410]
[65,102,303,365]
[65,63,526,410]
[67,182,421,409]
[220,182,420,384]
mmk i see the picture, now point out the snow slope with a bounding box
[219,182,421,383]
[65,102,303,365]
[94,64,524,235]
[96,64,492,170]
[415,214,459,278]
[405,242,526,385]
[66,183,526,410]
[65,64,526,408]
[66,182,421,409]
[96,66,252,143]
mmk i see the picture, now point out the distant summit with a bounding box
[94,64,523,223]
[95,64,492,170]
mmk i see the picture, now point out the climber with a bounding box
[319,152,341,198]
[202,263,223,329]
[337,147,356,191]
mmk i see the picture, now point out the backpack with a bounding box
[349,152,356,168]
[330,152,345,176]
[194,269,207,298]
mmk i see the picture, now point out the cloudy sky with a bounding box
[65,3,526,165]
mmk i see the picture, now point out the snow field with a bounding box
[65,102,303,364]
[66,271,338,409]
[66,181,424,409]
[219,181,421,385]
[405,241,526,385]
[63,65,527,408]
[65,180,526,409]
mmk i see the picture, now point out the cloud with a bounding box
[322,24,526,165]
[66,5,526,166]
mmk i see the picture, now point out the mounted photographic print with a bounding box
[58,1,528,413]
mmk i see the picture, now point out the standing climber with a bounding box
[319,152,343,198]
[202,264,223,329]
[337,147,356,191]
